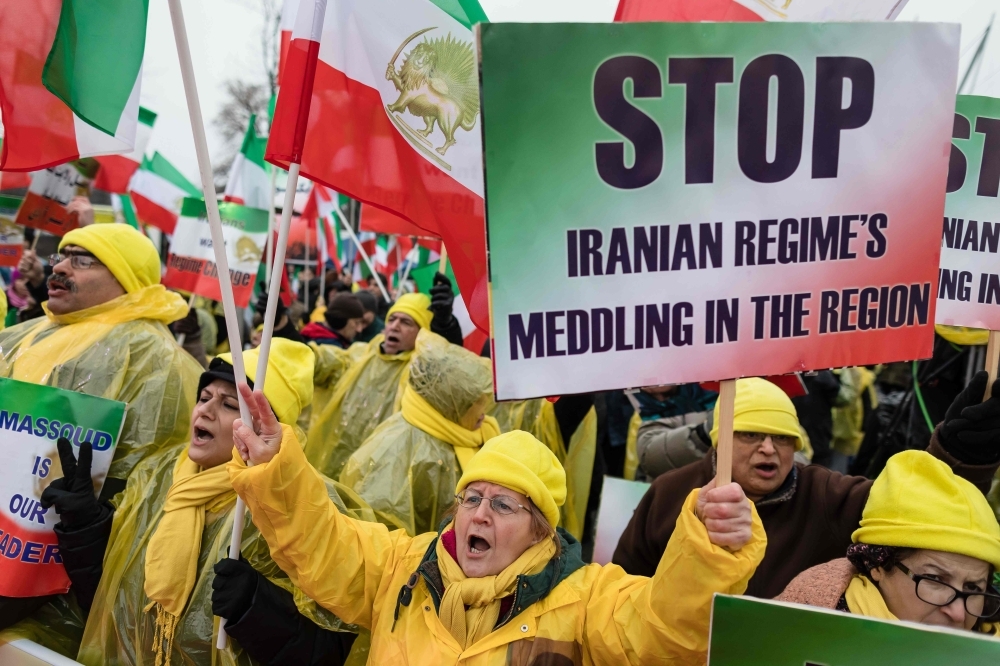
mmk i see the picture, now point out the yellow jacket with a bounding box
[230,427,766,666]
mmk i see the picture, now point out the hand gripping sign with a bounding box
[0,378,124,597]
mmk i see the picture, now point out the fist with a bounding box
[695,480,753,550]
[18,250,44,285]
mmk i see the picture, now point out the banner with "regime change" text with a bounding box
[479,22,960,400]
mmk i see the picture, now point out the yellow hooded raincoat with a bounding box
[77,340,372,666]
[340,334,499,535]
[230,426,767,666]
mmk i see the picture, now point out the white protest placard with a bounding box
[479,22,959,400]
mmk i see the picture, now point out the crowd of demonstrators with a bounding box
[613,374,1000,600]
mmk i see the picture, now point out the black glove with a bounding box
[939,370,1000,465]
[429,272,455,324]
[254,284,287,322]
[169,305,201,337]
[212,556,259,624]
[40,439,103,530]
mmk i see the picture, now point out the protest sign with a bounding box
[0,195,23,267]
[592,476,650,565]
[709,594,1000,664]
[0,378,124,597]
[937,95,1000,331]
[14,162,94,236]
[162,198,269,307]
[479,22,959,400]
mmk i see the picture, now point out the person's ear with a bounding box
[870,567,886,583]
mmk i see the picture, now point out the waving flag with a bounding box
[614,0,908,21]
[278,0,298,87]
[93,107,156,193]
[360,203,430,237]
[128,153,200,234]
[0,0,147,172]
[266,0,490,332]
[223,114,270,210]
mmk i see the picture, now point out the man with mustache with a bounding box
[0,223,203,653]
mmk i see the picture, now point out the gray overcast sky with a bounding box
[140,0,1000,184]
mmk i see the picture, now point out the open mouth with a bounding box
[468,535,491,555]
[755,462,778,478]
[48,283,68,297]
[386,334,400,345]
[193,426,214,445]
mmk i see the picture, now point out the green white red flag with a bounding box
[163,199,269,307]
[93,107,156,194]
[128,152,200,235]
[266,0,490,332]
[360,203,430,237]
[223,115,270,210]
[0,0,147,171]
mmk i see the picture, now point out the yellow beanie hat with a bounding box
[387,292,433,330]
[710,377,802,450]
[60,224,161,294]
[456,430,566,528]
[219,338,314,426]
[853,450,1000,569]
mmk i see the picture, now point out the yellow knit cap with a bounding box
[60,224,161,294]
[456,430,566,528]
[387,292,433,330]
[710,377,803,450]
[935,325,989,347]
[853,450,1000,569]
[219,338,314,426]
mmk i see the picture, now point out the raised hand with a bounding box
[40,438,102,530]
[694,478,753,550]
[940,370,1000,465]
[232,384,284,465]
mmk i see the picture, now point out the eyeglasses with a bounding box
[896,563,1000,618]
[48,253,103,270]
[734,431,798,448]
[455,491,528,517]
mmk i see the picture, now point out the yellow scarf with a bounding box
[401,386,501,470]
[327,335,413,413]
[10,285,188,384]
[435,525,555,650]
[143,451,236,666]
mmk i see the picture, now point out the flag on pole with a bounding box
[93,107,156,193]
[302,183,343,271]
[0,0,147,172]
[266,0,490,332]
[360,203,431,237]
[278,0,298,87]
[128,152,200,234]
[614,0,908,21]
[223,114,270,210]
[163,199,269,307]
[373,234,413,277]
[111,192,140,229]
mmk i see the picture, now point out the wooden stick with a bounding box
[333,206,390,302]
[166,0,252,650]
[438,242,449,275]
[30,232,40,252]
[715,379,737,486]
[984,331,1000,402]
[175,292,198,347]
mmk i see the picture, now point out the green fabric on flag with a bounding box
[43,0,149,136]
[239,114,268,169]
[410,260,457,296]
[118,193,139,229]
[429,0,489,28]
[145,153,200,197]
[138,107,157,127]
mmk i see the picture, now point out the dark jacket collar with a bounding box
[392,528,586,631]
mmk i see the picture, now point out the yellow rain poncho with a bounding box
[306,333,422,479]
[229,425,767,666]
[340,335,499,535]
[0,228,202,657]
[78,340,372,666]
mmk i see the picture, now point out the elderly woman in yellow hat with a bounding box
[37,339,362,665]
[228,383,766,666]
[778,449,1000,635]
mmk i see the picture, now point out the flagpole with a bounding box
[318,217,326,308]
[438,242,449,275]
[398,237,416,291]
[266,166,277,288]
[167,0,255,650]
[333,206,390,302]
[175,292,198,347]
